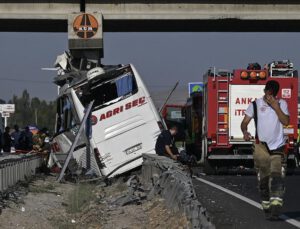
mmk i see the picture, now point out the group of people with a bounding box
[0,125,33,154]
[156,80,289,220]
[0,125,50,154]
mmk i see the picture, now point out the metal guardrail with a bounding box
[0,155,43,192]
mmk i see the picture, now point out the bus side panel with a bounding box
[130,64,163,124]
[92,90,161,176]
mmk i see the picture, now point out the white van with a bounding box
[52,64,163,177]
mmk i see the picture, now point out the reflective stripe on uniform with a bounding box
[262,201,270,210]
[270,197,283,206]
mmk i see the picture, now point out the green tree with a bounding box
[8,90,56,133]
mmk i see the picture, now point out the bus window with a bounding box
[76,72,138,111]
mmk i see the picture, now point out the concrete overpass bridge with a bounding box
[1,1,300,32]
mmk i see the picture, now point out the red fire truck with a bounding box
[201,61,299,173]
[161,104,185,122]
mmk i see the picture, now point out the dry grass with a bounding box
[29,183,56,194]
[67,183,96,213]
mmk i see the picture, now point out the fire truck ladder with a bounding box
[216,72,230,145]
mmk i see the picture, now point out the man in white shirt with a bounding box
[241,80,289,219]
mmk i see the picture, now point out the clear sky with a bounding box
[0,32,299,102]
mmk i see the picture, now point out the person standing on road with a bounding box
[19,126,33,152]
[3,126,12,153]
[155,125,179,160]
[241,80,289,219]
[11,125,21,150]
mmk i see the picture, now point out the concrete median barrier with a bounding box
[141,154,215,229]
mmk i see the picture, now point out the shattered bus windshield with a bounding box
[56,96,77,133]
[76,68,138,111]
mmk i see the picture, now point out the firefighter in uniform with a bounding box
[241,80,289,219]
[155,125,178,160]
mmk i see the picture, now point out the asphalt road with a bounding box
[192,169,300,229]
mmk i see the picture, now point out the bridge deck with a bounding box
[1,1,300,32]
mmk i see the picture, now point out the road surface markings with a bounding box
[194,176,300,228]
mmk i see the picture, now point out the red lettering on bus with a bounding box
[125,103,132,110]
[113,107,120,115]
[106,110,112,118]
[100,114,106,121]
[132,99,138,107]
[98,97,147,122]
[139,97,146,104]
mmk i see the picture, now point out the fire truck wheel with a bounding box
[203,159,216,175]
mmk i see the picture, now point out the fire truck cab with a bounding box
[201,61,299,173]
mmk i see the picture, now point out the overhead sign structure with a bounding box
[68,12,103,58]
[73,13,99,39]
[188,82,204,96]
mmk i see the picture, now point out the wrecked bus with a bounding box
[52,64,163,178]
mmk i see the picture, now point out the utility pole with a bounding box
[35,108,38,126]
